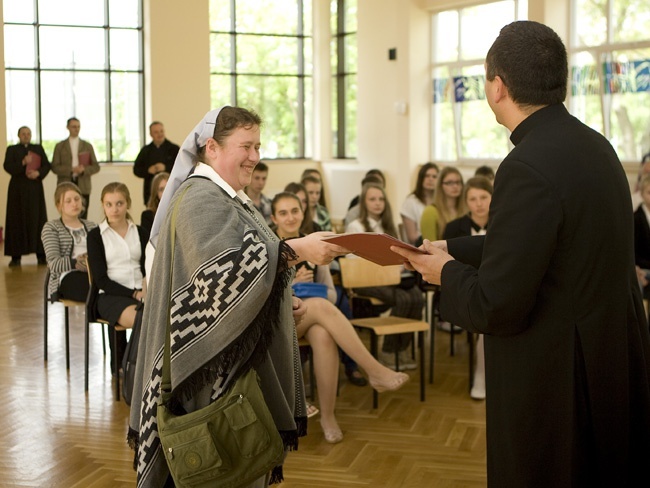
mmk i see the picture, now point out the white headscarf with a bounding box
[149,106,226,248]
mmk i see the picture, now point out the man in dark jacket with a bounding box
[393,21,650,487]
[133,121,179,204]
[3,126,51,266]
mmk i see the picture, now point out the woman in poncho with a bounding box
[127,106,348,487]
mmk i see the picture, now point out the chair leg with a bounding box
[429,313,436,384]
[44,298,48,363]
[468,332,475,392]
[113,327,121,401]
[450,324,456,356]
[371,333,379,409]
[308,347,315,401]
[64,306,71,370]
[419,331,425,402]
[84,316,90,392]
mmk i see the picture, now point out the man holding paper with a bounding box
[52,117,100,218]
[3,126,50,267]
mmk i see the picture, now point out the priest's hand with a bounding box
[390,239,454,285]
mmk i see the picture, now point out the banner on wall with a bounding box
[571,59,650,96]
[435,59,650,102]
[433,76,486,103]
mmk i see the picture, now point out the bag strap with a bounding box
[161,185,191,394]
[160,186,251,400]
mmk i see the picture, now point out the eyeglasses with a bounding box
[442,180,462,186]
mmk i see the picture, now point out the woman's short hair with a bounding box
[54,182,83,211]
[213,106,262,147]
[463,176,494,202]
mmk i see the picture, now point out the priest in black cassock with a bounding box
[393,21,650,488]
[3,126,51,267]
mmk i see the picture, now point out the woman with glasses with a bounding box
[420,166,466,242]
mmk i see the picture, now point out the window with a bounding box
[3,0,144,162]
[209,0,312,159]
[331,0,357,158]
[431,1,526,161]
[570,0,650,161]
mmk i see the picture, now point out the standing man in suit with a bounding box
[3,126,51,266]
[392,21,650,487]
[51,117,100,219]
[133,121,179,204]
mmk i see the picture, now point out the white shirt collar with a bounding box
[190,162,251,203]
[99,219,137,234]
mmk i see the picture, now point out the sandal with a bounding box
[306,402,319,418]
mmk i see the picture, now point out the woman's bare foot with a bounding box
[320,417,343,444]
[368,369,410,393]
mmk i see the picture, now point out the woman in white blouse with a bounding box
[87,182,147,374]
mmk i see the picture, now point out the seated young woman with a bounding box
[87,182,148,375]
[271,191,409,444]
[285,180,367,386]
[442,176,493,401]
[41,182,97,302]
[346,182,424,370]
[140,171,169,238]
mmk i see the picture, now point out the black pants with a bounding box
[59,270,89,302]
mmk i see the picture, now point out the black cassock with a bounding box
[440,104,650,487]
[3,143,51,257]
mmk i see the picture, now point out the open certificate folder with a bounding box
[323,233,426,266]
[26,151,41,172]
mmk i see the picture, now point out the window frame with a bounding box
[568,0,650,162]
[209,0,312,159]
[429,0,526,163]
[3,0,145,162]
[331,0,357,159]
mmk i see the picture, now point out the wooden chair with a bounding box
[84,264,128,401]
[338,257,429,408]
[43,269,105,369]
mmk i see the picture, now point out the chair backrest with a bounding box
[398,223,409,243]
[338,257,402,289]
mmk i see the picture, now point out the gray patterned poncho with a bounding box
[127,176,307,487]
